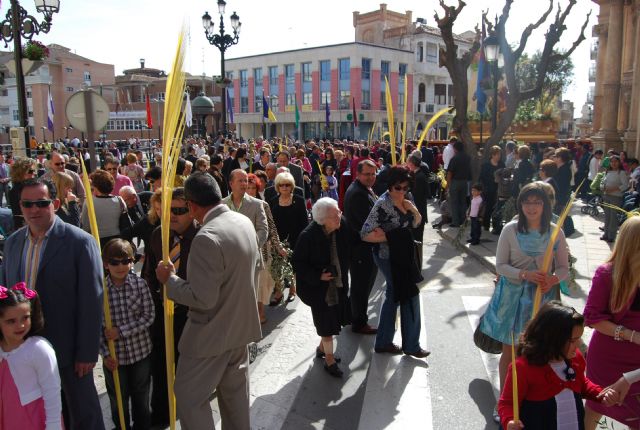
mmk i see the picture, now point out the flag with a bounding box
[47,88,54,132]
[294,94,300,129]
[325,101,330,129]
[476,18,487,114]
[352,97,358,127]
[226,89,234,124]
[146,93,153,129]
[185,94,193,127]
[263,95,277,122]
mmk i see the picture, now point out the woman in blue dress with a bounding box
[479,181,569,422]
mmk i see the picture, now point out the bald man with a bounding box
[43,152,86,205]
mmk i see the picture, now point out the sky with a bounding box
[28,0,597,111]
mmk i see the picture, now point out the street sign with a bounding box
[65,90,110,133]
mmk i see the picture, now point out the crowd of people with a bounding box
[0,133,638,430]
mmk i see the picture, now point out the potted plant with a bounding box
[22,40,50,61]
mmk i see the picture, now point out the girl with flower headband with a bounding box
[0,283,63,429]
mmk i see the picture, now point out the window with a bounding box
[285,93,295,106]
[28,111,33,118]
[448,84,455,105]
[320,91,331,106]
[303,92,312,105]
[26,88,32,99]
[269,66,278,86]
[339,90,350,109]
[270,96,279,111]
[0,89,7,97]
[302,62,312,82]
[418,83,426,103]
[285,64,294,84]
[240,96,249,113]
[65,67,73,73]
[361,90,370,110]
[254,68,263,83]
[12,110,19,121]
[381,61,390,82]
[398,93,405,111]
[399,63,407,78]
[416,42,424,62]
[338,59,350,80]
[426,43,438,63]
[157,92,165,101]
[240,70,248,87]
[435,84,447,105]
[84,71,91,82]
[226,71,234,80]
[380,91,387,110]
[66,87,74,92]
[255,95,262,113]
[361,58,371,79]
[320,60,330,81]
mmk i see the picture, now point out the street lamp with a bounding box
[0,0,60,156]
[202,0,241,138]
[483,32,502,133]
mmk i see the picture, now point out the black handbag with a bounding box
[473,315,503,354]
[118,197,134,234]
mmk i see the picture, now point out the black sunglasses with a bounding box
[170,207,189,215]
[392,185,409,192]
[107,258,134,266]
[21,199,52,208]
[27,169,36,174]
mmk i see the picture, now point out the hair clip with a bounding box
[0,286,7,299]
[12,282,37,300]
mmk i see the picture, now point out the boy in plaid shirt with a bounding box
[100,239,155,430]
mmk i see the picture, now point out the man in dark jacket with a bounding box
[343,159,378,334]
[407,152,430,241]
[446,140,472,227]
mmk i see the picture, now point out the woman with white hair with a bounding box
[293,198,351,377]
[269,171,309,303]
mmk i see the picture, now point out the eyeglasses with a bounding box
[106,167,118,172]
[170,207,189,215]
[107,258,134,266]
[522,200,544,207]
[279,183,292,188]
[20,199,52,208]
[392,185,410,192]
[54,162,65,167]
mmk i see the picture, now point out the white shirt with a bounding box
[0,336,62,429]
[469,195,483,217]
[443,143,455,170]
[549,361,579,430]
[588,157,601,180]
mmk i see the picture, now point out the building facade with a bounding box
[591,0,640,156]
[0,44,115,146]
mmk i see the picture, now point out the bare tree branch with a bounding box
[550,10,592,62]
[513,0,553,58]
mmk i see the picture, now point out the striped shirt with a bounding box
[100,273,155,365]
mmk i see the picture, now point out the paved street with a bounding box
[96,200,620,430]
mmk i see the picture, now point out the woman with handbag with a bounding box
[80,169,128,248]
[600,155,628,243]
[478,182,569,423]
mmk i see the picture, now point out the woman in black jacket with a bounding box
[293,197,350,377]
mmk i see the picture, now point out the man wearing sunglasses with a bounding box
[42,152,86,206]
[104,157,133,196]
[155,172,261,430]
[2,178,105,429]
[143,187,198,428]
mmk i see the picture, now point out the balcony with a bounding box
[416,102,435,113]
[588,66,596,83]
[360,103,371,110]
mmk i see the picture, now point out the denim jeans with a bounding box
[104,355,151,430]
[373,253,422,353]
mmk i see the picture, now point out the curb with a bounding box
[436,228,498,275]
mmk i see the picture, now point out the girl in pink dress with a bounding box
[0,283,62,430]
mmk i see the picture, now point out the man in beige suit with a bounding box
[223,169,268,248]
[156,172,262,430]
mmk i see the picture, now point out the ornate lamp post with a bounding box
[202,0,241,137]
[0,0,60,155]
[482,32,504,134]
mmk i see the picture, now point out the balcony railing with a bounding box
[588,67,596,82]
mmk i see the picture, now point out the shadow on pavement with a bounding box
[468,378,499,430]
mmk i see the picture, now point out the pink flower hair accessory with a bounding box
[11,282,37,300]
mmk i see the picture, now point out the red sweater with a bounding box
[498,350,603,429]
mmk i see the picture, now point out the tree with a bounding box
[434,0,590,169]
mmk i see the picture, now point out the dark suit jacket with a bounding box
[343,179,377,257]
[264,184,304,204]
[282,162,304,191]
[2,217,104,367]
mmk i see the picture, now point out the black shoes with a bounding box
[324,362,343,377]
[403,349,431,359]
[374,344,403,354]
[316,348,341,362]
[352,324,378,335]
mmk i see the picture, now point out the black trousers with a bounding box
[482,191,497,230]
[470,217,481,243]
[104,356,151,430]
[150,301,188,425]
[349,244,378,329]
[59,364,105,430]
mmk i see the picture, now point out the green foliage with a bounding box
[22,40,49,61]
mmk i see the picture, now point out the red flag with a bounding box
[146,93,153,129]
[352,97,358,127]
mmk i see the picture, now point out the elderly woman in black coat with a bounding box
[293,197,351,378]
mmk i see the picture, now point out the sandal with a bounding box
[315,347,341,362]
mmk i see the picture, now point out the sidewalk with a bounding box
[436,200,613,304]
